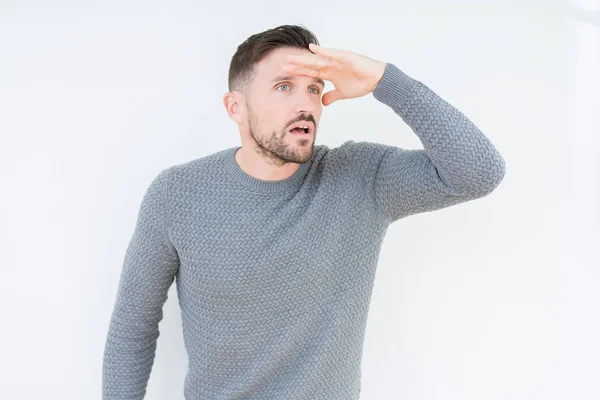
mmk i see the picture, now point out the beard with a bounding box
[246,104,314,166]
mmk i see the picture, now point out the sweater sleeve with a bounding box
[102,168,180,399]
[340,62,506,223]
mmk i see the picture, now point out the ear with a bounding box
[223,91,244,123]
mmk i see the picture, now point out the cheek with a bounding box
[262,104,287,129]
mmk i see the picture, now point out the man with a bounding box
[102,24,506,399]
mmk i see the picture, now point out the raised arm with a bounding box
[341,62,506,223]
[102,168,180,399]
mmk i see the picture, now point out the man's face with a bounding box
[241,46,324,164]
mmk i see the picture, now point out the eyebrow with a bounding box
[272,75,325,88]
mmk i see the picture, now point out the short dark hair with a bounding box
[228,24,320,94]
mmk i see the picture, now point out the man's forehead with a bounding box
[255,48,326,88]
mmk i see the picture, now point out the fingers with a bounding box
[309,43,347,59]
[285,52,330,70]
[282,63,326,80]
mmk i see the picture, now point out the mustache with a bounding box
[287,115,315,127]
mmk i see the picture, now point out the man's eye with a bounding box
[276,84,320,94]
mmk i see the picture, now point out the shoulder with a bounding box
[159,147,232,180]
[338,139,397,160]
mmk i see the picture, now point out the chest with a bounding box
[169,189,371,312]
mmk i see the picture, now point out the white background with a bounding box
[1,0,598,399]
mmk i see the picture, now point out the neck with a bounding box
[234,145,301,181]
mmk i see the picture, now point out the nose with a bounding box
[294,90,317,114]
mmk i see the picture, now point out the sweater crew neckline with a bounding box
[224,145,314,194]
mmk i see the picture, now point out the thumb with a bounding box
[322,89,343,106]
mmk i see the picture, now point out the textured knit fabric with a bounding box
[102,62,506,399]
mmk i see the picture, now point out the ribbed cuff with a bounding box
[371,62,415,109]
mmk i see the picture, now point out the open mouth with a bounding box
[289,124,313,135]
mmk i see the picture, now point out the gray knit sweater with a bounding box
[102,62,506,399]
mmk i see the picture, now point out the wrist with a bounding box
[370,61,387,92]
